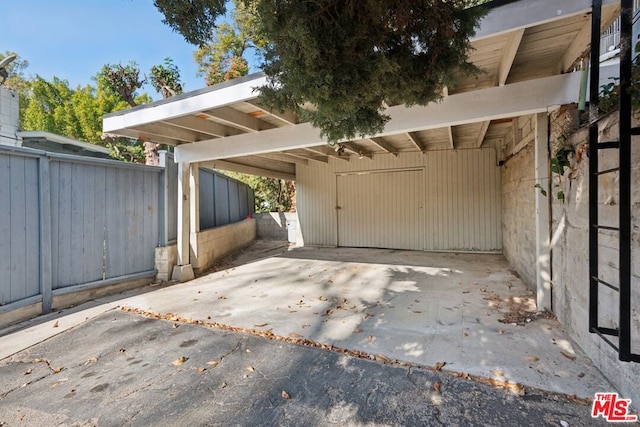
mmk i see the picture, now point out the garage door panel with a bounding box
[334,149,501,252]
[337,170,425,250]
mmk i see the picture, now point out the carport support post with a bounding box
[534,112,551,311]
[172,161,195,282]
[189,163,200,266]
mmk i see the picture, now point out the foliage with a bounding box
[225,172,294,212]
[256,0,485,142]
[194,0,264,85]
[598,41,640,115]
[154,0,227,46]
[155,0,486,143]
[97,62,146,107]
[150,57,184,98]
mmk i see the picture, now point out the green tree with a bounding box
[226,172,295,213]
[19,72,147,163]
[97,62,161,164]
[193,0,265,85]
[155,0,486,142]
[150,57,184,98]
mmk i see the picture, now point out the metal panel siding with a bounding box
[214,175,230,226]
[199,169,215,230]
[297,149,502,251]
[337,169,424,250]
[228,180,240,223]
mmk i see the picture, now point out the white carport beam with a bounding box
[245,100,298,125]
[446,127,454,149]
[534,112,551,312]
[407,132,426,152]
[498,29,525,86]
[258,153,308,166]
[174,73,581,164]
[475,121,491,148]
[341,143,373,160]
[304,147,349,162]
[473,0,617,41]
[104,75,268,133]
[167,116,243,138]
[366,137,398,156]
[203,107,276,132]
[200,159,295,181]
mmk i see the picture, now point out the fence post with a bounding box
[39,155,52,313]
[158,151,168,246]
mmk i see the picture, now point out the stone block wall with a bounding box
[550,110,640,405]
[501,116,536,290]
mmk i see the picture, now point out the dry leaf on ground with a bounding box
[172,356,188,366]
[282,390,291,399]
[289,332,303,339]
[434,382,441,393]
[434,362,446,371]
[560,351,576,361]
[52,321,59,328]
[206,360,219,366]
[524,355,539,362]
[246,366,255,372]
[354,327,363,333]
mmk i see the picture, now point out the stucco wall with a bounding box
[501,117,537,290]
[550,111,640,405]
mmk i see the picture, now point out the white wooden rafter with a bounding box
[174,72,581,164]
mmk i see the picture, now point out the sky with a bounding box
[1,0,234,99]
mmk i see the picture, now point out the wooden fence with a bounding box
[0,146,253,319]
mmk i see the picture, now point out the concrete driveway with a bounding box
[114,241,612,399]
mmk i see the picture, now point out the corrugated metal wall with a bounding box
[199,168,255,231]
[297,149,502,252]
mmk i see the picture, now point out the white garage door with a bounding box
[333,150,501,252]
[336,169,425,250]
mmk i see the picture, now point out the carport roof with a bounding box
[103,0,619,179]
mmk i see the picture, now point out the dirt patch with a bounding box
[498,295,555,325]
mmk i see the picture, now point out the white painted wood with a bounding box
[534,112,551,311]
[204,106,276,132]
[103,75,268,133]
[446,127,454,149]
[258,153,308,166]
[473,0,617,41]
[175,73,582,164]
[177,161,190,266]
[498,29,525,85]
[190,164,200,233]
[199,159,296,181]
[475,121,491,148]
[164,116,242,138]
[407,132,426,152]
[367,137,398,156]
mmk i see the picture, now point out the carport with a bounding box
[103,0,620,314]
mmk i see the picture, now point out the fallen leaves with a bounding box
[246,366,255,372]
[281,390,291,399]
[524,355,539,362]
[254,323,268,328]
[433,362,446,371]
[434,382,441,393]
[353,327,363,333]
[289,332,303,339]
[24,368,33,375]
[172,356,188,366]
[206,360,219,366]
[560,351,577,361]
[52,321,59,328]
[84,357,99,365]
[367,335,374,342]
